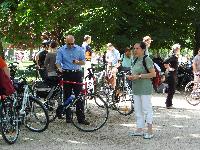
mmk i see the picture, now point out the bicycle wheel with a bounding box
[24,96,49,132]
[112,88,134,116]
[71,94,109,132]
[0,97,19,144]
[46,88,62,122]
[185,81,200,106]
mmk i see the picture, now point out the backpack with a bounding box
[133,55,161,91]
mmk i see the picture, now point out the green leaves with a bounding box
[0,0,200,55]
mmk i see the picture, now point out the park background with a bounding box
[0,0,200,60]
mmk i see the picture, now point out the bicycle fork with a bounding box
[19,85,29,115]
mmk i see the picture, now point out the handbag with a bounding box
[0,69,15,96]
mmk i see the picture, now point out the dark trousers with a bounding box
[63,71,85,122]
[166,72,176,107]
[38,68,47,80]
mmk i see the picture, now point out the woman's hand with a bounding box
[127,75,140,80]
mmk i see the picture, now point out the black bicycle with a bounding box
[0,95,19,144]
[32,76,62,122]
[60,79,109,132]
[112,70,134,116]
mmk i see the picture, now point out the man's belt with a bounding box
[63,69,81,73]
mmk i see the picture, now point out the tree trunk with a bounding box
[194,23,200,56]
[0,40,5,59]
[29,49,33,61]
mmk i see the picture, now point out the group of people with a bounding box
[34,34,182,139]
[2,32,200,140]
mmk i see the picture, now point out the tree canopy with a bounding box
[1,0,200,55]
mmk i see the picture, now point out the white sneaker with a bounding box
[129,131,144,136]
[143,133,154,139]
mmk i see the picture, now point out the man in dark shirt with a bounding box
[36,41,49,80]
[163,43,180,109]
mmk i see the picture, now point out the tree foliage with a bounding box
[1,0,200,55]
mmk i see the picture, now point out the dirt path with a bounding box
[1,93,200,150]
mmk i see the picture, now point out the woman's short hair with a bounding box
[125,47,131,53]
[107,43,113,47]
[50,41,57,48]
[171,43,181,55]
[84,35,91,41]
[140,41,146,50]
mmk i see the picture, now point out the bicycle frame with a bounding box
[19,85,30,115]
[60,80,88,96]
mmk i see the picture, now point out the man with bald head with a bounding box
[56,35,89,125]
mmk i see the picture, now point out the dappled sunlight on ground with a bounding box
[1,93,200,149]
[190,134,200,138]
[119,123,135,128]
[68,140,88,145]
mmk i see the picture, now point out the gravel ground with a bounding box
[1,93,200,150]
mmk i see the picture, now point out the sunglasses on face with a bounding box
[67,43,74,46]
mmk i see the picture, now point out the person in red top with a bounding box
[0,56,10,98]
[0,56,9,77]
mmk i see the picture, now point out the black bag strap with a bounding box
[142,55,150,73]
[132,55,149,73]
[132,57,138,66]
[121,54,125,62]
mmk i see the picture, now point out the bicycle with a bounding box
[9,62,50,132]
[14,77,49,132]
[92,64,114,108]
[32,76,62,122]
[112,70,134,115]
[0,95,19,144]
[185,73,200,106]
[58,73,109,132]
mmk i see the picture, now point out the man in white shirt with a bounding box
[192,48,200,82]
[105,43,120,89]
[82,35,92,80]
[143,36,153,56]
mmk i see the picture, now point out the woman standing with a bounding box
[44,41,57,83]
[163,44,180,109]
[128,42,156,139]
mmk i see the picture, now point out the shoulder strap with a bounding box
[132,57,138,66]
[121,54,124,62]
[142,55,150,73]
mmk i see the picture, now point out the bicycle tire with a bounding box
[185,81,200,106]
[112,89,134,116]
[24,96,49,132]
[0,97,19,144]
[32,81,62,122]
[71,93,109,132]
[46,88,62,122]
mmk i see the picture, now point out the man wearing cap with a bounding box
[143,36,153,56]
[56,35,89,125]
